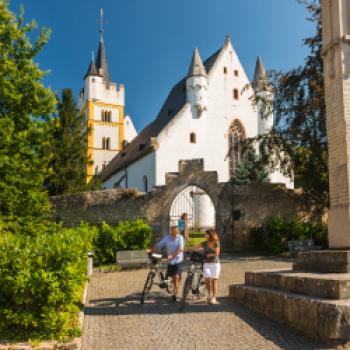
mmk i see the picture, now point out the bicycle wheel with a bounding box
[140,271,155,304]
[179,274,192,311]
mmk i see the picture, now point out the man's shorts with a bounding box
[167,263,182,277]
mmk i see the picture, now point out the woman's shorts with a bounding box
[203,263,221,279]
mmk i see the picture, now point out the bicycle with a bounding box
[140,252,173,304]
[179,251,206,310]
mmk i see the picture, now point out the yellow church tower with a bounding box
[79,9,125,182]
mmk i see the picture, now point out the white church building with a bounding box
[100,35,293,192]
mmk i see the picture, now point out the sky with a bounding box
[9,0,315,131]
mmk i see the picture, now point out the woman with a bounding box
[201,229,220,304]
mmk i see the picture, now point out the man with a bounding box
[155,225,184,301]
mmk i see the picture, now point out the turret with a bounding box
[252,56,273,134]
[186,48,208,118]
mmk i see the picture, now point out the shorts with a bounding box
[167,263,182,277]
[203,263,221,279]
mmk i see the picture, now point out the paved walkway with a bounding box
[82,254,333,350]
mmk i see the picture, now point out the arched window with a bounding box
[190,132,196,144]
[233,89,239,100]
[228,120,246,177]
[143,175,148,192]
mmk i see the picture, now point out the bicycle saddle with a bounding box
[150,253,162,260]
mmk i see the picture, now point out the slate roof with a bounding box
[100,48,222,182]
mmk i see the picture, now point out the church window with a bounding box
[190,132,196,144]
[234,70,239,77]
[223,67,228,74]
[102,161,107,171]
[101,110,112,122]
[228,119,246,177]
[102,137,111,150]
[233,89,239,100]
[143,175,148,192]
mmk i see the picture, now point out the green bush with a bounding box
[250,217,328,254]
[0,223,96,341]
[93,220,152,266]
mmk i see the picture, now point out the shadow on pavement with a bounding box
[85,293,330,350]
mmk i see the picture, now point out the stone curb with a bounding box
[0,337,81,350]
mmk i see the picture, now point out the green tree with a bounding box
[0,1,55,233]
[232,148,269,188]
[257,0,328,211]
[46,88,89,196]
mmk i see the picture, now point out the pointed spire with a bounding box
[95,8,110,83]
[84,51,98,79]
[224,33,231,48]
[187,48,207,78]
[252,56,270,91]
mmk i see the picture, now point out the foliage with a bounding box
[0,223,96,341]
[250,217,328,254]
[45,89,90,196]
[232,147,269,188]
[254,0,328,211]
[0,1,56,234]
[93,220,152,266]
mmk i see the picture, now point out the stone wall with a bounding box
[231,183,309,250]
[51,159,310,251]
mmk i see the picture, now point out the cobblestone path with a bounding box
[82,254,333,350]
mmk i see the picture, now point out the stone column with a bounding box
[322,0,350,248]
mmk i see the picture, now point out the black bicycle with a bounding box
[140,252,173,304]
[179,251,206,310]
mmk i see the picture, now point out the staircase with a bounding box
[230,268,350,342]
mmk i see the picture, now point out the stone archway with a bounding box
[144,159,234,250]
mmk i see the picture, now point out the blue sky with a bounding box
[9,0,314,131]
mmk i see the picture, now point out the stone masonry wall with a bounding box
[51,182,309,251]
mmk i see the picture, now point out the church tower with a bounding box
[79,9,126,182]
[186,48,208,118]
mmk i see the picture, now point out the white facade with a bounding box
[102,37,293,191]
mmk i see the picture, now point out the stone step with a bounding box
[245,269,350,299]
[294,250,350,273]
[229,284,350,342]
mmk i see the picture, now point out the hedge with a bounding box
[250,217,328,254]
[0,223,96,341]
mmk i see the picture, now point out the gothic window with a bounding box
[233,89,239,100]
[234,70,239,77]
[190,132,196,144]
[228,120,246,177]
[223,67,228,74]
[143,175,148,193]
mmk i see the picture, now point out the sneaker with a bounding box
[172,294,177,302]
[210,298,219,305]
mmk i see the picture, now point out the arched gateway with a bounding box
[144,159,234,249]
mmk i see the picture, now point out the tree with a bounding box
[232,147,269,188]
[46,88,89,196]
[0,1,55,234]
[257,0,328,212]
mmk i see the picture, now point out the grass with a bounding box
[186,237,204,248]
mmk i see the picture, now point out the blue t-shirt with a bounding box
[156,234,184,265]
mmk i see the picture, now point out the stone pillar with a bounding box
[322,0,350,248]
